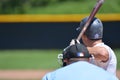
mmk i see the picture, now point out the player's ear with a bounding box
[62,59,68,67]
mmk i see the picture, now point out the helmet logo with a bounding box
[94,34,99,39]
[77,52,84,57]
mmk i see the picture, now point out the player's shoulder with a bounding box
[42,72,51,80]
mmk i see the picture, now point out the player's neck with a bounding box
[87,39,102,47]
[91,39,102,46]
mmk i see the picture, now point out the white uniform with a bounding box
[90,43,117,75]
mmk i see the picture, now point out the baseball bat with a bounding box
[77,0,104,40]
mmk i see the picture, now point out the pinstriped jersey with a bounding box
[90,43,117,75]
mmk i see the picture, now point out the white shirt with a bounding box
[90,43,117,75]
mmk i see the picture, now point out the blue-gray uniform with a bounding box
[42,61,118,80]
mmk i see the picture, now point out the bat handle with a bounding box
[77,22,89,40]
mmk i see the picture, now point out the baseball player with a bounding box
[42,43,118,80]
[70,16,117,75]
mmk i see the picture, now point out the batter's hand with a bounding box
[70,39,80,46]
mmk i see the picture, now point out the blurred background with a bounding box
[0,0,120,14]
[0,0,120,80]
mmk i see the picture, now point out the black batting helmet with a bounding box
[77,17,103,40]
[62,43,91,66]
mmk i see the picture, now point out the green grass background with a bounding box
[0,49,119,70]
[26,0,120,14]
[0,49,61,70]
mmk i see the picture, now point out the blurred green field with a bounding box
[0,0,120,14]
[0,49,120,70]
[26,0,120,14]
[0,49,61,70]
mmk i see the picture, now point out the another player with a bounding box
[70,16,117,75]
[42,43,118,80]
